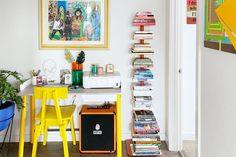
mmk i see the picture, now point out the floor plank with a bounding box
[1,141,180,157]
[183,140,196,157]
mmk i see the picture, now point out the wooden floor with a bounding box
[1,141,180,157]
[182,140,196,157]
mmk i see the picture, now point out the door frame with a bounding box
[166,0,183,151]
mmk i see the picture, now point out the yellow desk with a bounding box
[18,86,122,157]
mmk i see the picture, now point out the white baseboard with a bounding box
[0,131,167,142]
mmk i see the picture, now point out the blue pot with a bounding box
[0,101,15,131]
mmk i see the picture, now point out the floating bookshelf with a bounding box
[126,11,162,156]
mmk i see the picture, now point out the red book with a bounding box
[133,22,156,26]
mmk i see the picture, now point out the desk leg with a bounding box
[18,96,27,157]
[30,96,35,144]
[116,94,122,157]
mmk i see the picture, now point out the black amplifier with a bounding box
[79,105,116,153]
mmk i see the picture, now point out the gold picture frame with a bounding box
[40,0,108,49]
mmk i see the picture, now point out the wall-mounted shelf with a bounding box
[126,11,162,156]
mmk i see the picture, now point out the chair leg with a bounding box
[7,115,14,157]
[43,125,48,146]
[31,125,41,157]
[60,125,69,157]
[70,118,76,145]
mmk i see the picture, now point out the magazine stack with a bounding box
[131,110,161,156]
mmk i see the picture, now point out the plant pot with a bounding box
[0,101,15,131]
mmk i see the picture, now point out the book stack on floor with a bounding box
[127,11,162,156]
[132,110,161,156]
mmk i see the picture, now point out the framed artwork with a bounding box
[40,0,108,49]
[187,0,197,24]
[204,0,236,53]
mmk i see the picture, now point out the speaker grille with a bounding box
[81,114,115,151]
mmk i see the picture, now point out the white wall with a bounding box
[182,1,196,140]
[198,0,236,156]
[0,0,167,141]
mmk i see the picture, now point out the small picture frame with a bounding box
[60,69,71,84]
[106,64,114,73]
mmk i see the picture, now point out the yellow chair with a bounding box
[32,86,76,157]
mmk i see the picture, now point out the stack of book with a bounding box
[133,31,153,40]
[134,96,152,110]
[133,84,153,110]
[133,83,153,96]
[131,110,161,155]
[133,69,153,81]
[127,11,161,157]
[131,43,154,54]
[133,11,156,26]
[133,57,153,68]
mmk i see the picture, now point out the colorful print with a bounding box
[48,0,101,41]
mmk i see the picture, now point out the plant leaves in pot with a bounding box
[0,70,24,131]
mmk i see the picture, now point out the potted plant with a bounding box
[0,70,23,131]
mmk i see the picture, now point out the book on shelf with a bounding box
[134,144,160,149]
[130,144,162,156]
[133,83,153,90]
[133,90,153,97]
[132,48,154,52]
[132,50,155,54]
[133,35,153,40]
[133,111,156,121]
[134,120,157,125]
[134,147,160,152]
[133,106,152,111]
[134,30,153,34]
[134,140,161,145]
[133,36,153,40]
[134,124,160,134]
[133,83,153,96]
[134,96,152,101]
[134,99,152,103]
[133,65,153,69]
[132,133,160,138]
[132,51,155,55]
[132,47,153,51]
[133,43,151,47]
[134,69,153,75]
[132,48,153,52]
[135,16,155,20]
[133,99,153,110]
[133,76,153,82]
[134,100,152,106]
[133,115,156,122]
[133,11,156,25]
[133,22,156,26]
[134,129,159,134]
[136,11,154,16]
[133,19,156,23]
[132,134,161,147]
[134,110,154,116]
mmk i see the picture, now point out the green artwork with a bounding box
[204,0,236,53]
